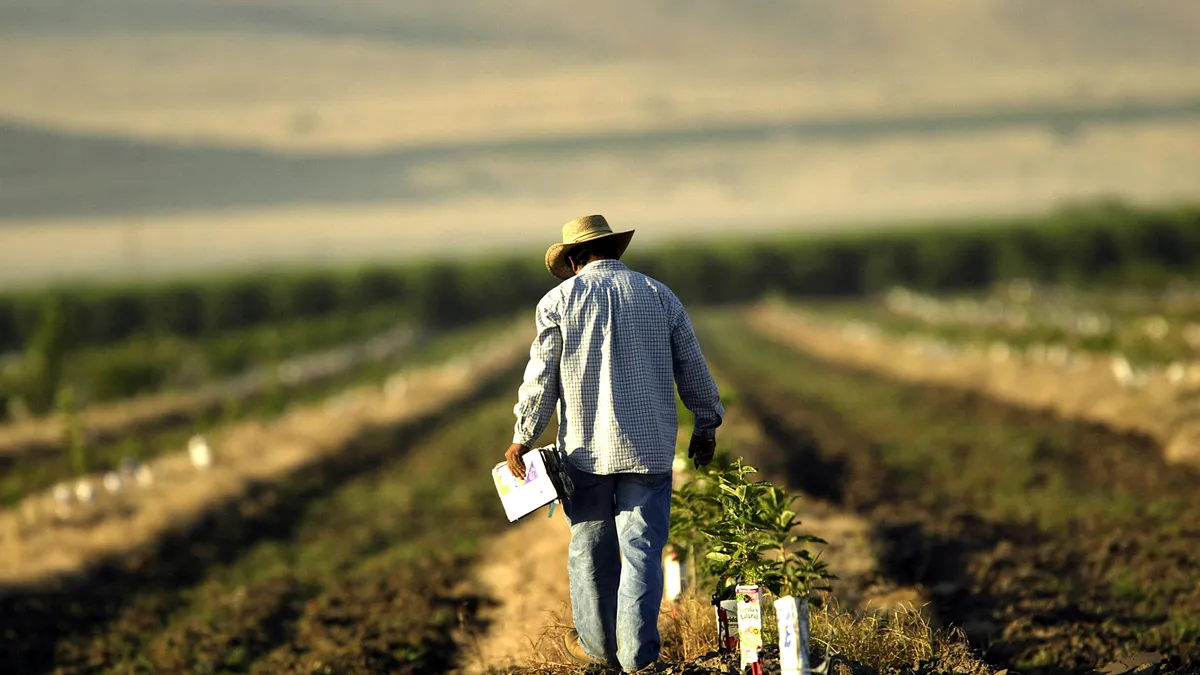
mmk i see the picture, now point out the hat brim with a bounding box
[545,230,635,280]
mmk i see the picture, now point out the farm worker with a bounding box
[505,215,724,672]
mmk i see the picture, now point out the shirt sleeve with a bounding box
[668,295,724,436]
[512,295,563,447]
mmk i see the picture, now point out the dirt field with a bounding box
[0,397,519,673]
[2,307,1198,673]
[0,329,528,587]
[747,302,1200,469]
[699,312,1200,673]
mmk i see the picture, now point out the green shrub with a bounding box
[89,288,150,343]
[23,298,70,414]
[407,262,470,327]
[148,283,206,338]
[352,267,406,309]
[57,385,88,475]
[859,237,922,293]
[1,202,1198,355]
[671,459,833,600]
[276,273,343,318]
[85,349,175,400]
[0,300,20,353]
[204,278,275,332]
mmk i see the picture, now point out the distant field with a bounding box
[1,0,1198,285]
[4,119,1199,285]
[3,1,1198,151]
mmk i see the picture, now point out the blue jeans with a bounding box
[562,465,673,672]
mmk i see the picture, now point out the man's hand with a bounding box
[687,433,716,468]
[505,443,533,480]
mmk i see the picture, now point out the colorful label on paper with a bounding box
[492,452,558,521]
[736,585,762,667]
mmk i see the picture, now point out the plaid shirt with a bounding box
[512,259,723,474]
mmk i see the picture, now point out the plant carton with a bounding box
[774,595,813,675]
[736,585,763,670]
[664,548,684,603]
[714,597,739,652]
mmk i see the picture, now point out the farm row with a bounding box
[1,302,415,420]
[820,280,1200,368]
[0,319,516,508]
[0,324,528,588]
[695,312,1200,673]
[0,312,984,675]
[1,391,530,675]
[4,305,1195,674]
[0,260,551,354]
[3,201,1197,414]
[754,293,1200,469]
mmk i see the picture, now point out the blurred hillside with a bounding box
[1,0,1198,284]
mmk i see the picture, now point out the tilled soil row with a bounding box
[748,302,1200,468]
[0,325,419,466]
[0,373,528,674]
[0,331,526,586]
[701,313,1200,674]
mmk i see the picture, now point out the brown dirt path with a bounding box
[717,401,924,616]
[459,511,573,673]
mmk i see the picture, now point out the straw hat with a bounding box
[545,215,635,280]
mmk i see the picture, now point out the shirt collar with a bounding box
[578,259,626,275]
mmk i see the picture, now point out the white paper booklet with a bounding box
[491,446,571,522]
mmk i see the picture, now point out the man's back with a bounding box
[512,258,723,474]
[507,217,723,672]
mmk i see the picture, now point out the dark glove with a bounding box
[687,432,716,468]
